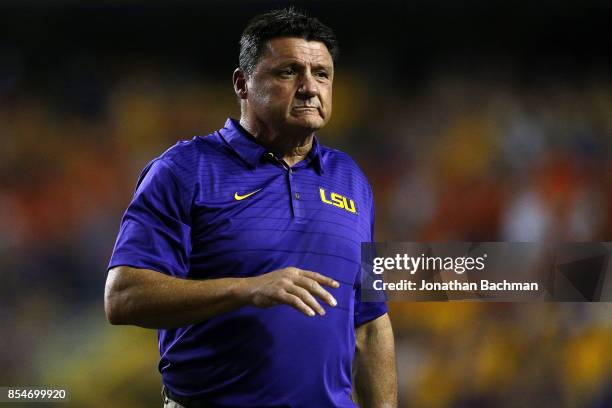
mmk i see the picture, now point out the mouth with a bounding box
[291,106,320,114]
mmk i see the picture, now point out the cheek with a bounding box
[251,85,272,105]
[256,84,291,107]
[322,87,333,109]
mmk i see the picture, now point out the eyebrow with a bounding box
[275,61,334,72]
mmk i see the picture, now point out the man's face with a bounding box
[244,37,334,133]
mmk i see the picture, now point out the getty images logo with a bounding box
[372,253,488,275]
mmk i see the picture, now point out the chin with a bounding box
[288,116,326,131]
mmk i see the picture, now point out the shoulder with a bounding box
[157,132,225,175]
[135,131,227,201]
[319,144,373,196]
[148,130,233,191]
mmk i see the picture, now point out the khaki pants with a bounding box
[162,386,186,408]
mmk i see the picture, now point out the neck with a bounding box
[239,116,314,167]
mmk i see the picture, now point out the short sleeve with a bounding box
[108,158,192,277]
[354,190,388,327]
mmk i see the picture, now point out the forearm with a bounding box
[105,265,339,329]
[105,266,249,329]
[353,314,397,408]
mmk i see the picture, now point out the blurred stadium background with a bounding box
[0,1,610,407]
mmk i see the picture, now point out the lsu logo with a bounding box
[319,187,357,214]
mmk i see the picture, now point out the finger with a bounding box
[286,285,326,316]
[295,276,337,307]
[278,293,316,317]
[298,270,340,288]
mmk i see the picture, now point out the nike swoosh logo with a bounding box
[234,188,262,201]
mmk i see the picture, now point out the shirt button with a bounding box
[294,192,300,200]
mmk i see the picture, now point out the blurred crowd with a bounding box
[0,60,610,407]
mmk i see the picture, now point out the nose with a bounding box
[296,71,318,99]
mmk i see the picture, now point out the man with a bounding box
[105,8,397,408]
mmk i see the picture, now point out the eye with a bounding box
[315,71,330,79]
[278,68,296,77]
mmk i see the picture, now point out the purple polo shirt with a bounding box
[108,118,387,407]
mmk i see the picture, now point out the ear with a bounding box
[233,68,248,99]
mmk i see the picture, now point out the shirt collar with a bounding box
[219,118,325,174]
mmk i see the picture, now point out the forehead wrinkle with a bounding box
[276,57,333,70]
[263,39,332,64]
